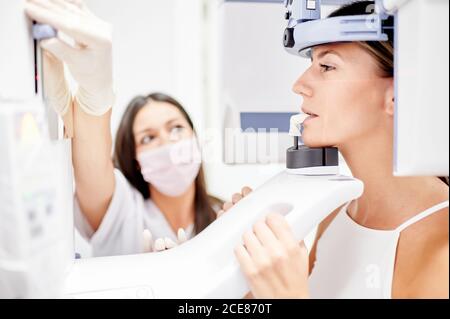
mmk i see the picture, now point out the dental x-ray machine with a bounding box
[1,0,447,298]
[0,0,73,298]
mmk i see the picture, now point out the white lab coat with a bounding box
[74,169,199,257]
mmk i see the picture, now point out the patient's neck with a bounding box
[150,183,196,233]
[338,129,445,229]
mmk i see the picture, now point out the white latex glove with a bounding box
[42,50,71,116]
[142,228,188,253]
[25,0,115,116]
[42,50,74,137]
[216,186,253,218]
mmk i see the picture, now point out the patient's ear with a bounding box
[384,80,395,117]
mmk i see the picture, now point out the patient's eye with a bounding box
[319,64,335,72]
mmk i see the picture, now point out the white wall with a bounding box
[86,0,206,135]
[204,1,301,202]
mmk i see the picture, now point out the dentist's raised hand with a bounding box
[235,213,310,299]
[25,0,115,116]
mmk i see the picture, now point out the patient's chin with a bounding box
[302,135,329,148]
[302,129,339,148]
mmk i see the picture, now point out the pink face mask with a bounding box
[137,137,202,197]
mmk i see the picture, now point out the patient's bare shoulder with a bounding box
[394,205,449,299]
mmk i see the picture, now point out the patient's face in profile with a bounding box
[291,42,394,149]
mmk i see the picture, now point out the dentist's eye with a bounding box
[168,125,186,141]
[170,125,185,134]
[140,135,154,145]
[319,64,335,72]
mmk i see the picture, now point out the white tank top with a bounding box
[309,200,449,299]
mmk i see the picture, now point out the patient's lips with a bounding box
[301,107,318,117]
[303,114,318,125]
[301,107,319,125]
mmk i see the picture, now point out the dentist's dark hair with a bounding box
[114,92,223,235]
[329,1,448,186]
